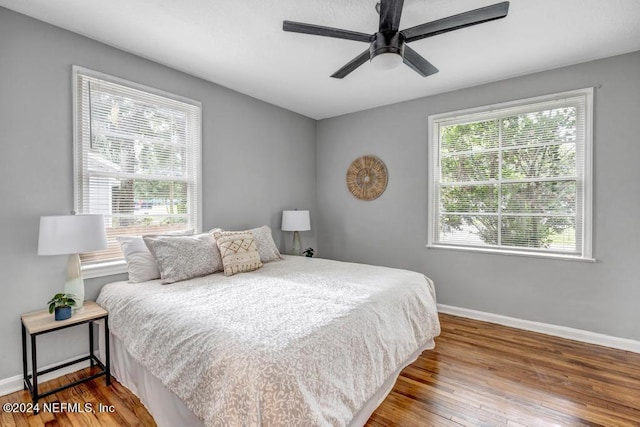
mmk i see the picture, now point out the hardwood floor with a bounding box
[367,314,640,426]
[2,313,639,426]
[0,368,155,426]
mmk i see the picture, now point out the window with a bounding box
[73,67,202,272]
[427,88,593,260]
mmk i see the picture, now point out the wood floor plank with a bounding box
[2,313,639,426]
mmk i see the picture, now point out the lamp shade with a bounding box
[38,214,108,255]
[281,210,311,232]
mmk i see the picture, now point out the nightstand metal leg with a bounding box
[105,316,111,385]
[21,322,27,390]
[30,334,38,408]
[89,322,95,368]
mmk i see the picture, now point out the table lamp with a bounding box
[38,214,108,308]
[281,210,310,255]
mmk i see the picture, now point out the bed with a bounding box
[96,255,440,426]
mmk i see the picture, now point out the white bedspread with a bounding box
[96,256,440,426]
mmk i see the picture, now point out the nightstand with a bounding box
[21,301,111,409]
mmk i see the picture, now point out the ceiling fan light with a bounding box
[370,31,404,71]
[371,52,403,70]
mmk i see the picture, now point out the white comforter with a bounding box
[97,256,440,426]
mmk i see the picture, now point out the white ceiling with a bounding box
[2,0,640,119]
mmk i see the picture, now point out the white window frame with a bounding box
[72,66,203,277]
[427,88,594,261]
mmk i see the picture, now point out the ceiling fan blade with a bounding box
[401,1,510,43]
[379,0,404,32]
[403,46,439,77]
[331,49,371,79]
[283,21,371,43]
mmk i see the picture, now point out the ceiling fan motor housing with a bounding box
[370,31,405,60]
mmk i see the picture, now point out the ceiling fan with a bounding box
[283,0,510,78]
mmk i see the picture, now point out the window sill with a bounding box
[426,244,596,263]
[82,260,128,279]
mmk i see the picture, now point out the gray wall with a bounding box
[0,8,316,380]
[1,4,638,386]
[317,51,640,342]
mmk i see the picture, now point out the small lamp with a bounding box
[38,214,108,309]
[281,210,310,255]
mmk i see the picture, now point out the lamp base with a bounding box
[64,253,85,309]
[291,231,301,255]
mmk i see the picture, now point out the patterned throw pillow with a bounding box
[209,225,282,263]
[143,233,223,284]
[213,231,263,276]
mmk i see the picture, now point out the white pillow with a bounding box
[116,229,193,283]
[116,236,160,283]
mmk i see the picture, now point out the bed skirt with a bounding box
[98,320,434,426]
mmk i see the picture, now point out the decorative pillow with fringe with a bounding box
[210,226,282,263]
[214,231,263,276]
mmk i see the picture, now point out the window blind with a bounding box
[73,67,202,264]
[428,88,592,258]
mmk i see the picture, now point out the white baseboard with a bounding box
[438,304,640,354]
[0,355,91,397]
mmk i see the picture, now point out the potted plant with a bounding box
[48,293,77,321]
[302,248,314,258]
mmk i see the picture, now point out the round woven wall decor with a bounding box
[346,155,388,201]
